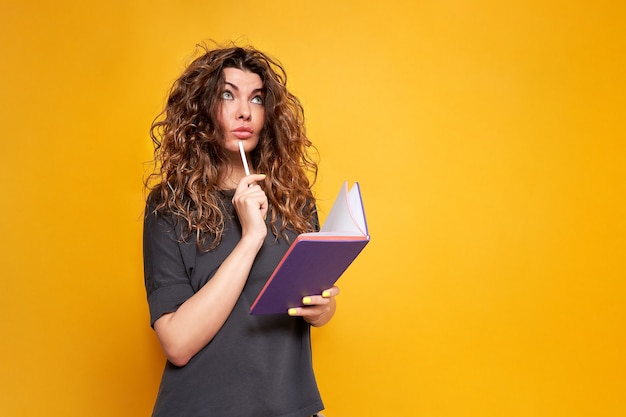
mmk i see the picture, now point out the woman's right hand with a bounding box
[232,174,268,246]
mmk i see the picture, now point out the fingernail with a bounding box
[288,308,297,316]
[302,296,312,305]
[322,290,331,298]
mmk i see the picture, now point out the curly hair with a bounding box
[146,43,318,251]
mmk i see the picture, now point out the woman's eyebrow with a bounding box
[224,81,264,95]
[224,81,239,90]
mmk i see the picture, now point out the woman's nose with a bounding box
[237,103,251,121]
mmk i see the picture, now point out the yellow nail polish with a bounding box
[288,308,297,316]
[302,296,312,305]
[322,290,331,298]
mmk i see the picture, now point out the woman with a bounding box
[143,44,337,417]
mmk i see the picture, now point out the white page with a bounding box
[347,183,367,235]
[319,182,367,236]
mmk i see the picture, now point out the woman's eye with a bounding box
[221,91,233,100]
[251,95,264,105]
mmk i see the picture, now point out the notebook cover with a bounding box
[250,237,369,315]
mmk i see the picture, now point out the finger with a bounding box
[321,286,340,298]
[237,173,266,190]
[288,305,324,316]
[288,303,333,321]
[302,295,331,306]
[232,179,267,206]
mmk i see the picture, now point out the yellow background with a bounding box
[1,1,624,416]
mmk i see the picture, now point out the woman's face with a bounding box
[217,67,265,155]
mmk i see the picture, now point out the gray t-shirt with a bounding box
[143,190,324,417]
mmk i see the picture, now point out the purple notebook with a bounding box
[250,182,369,315]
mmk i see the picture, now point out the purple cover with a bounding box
[250,237,369,315]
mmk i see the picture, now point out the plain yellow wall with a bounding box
[1,1,625,416]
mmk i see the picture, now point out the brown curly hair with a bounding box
[146,43,318,250]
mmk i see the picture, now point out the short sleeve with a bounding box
[143,207,195,327]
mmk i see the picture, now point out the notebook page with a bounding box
[320,182,366,235]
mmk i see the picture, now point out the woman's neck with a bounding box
[220,162,250,190]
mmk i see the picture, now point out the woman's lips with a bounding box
[232,126,253,139]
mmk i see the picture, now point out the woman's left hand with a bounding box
[288,286,340,327]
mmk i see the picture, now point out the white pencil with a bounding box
[238,140,250,176]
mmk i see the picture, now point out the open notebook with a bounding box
[250,182,370,315]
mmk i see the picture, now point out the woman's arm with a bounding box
[153,175,268,367]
